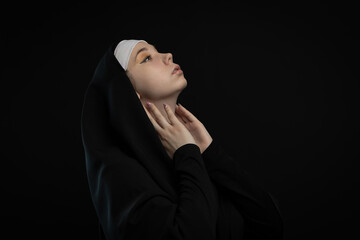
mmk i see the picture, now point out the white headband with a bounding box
[114,39,147,70]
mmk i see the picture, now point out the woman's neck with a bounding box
[139,96,178,124]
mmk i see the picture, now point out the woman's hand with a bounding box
[174,104,213,154]
[144,102,196,160]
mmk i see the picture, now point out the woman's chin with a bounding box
[179,76,187,89]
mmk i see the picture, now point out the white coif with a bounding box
[114,39,147,71]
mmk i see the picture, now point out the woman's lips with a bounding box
[172,64,183,74]
[173,69,183,74]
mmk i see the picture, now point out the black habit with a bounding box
[80,41,284,240]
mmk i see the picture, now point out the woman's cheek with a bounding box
[137,75,159,97]
[133,65,169,96]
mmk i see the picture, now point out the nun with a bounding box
[81,39,284,239]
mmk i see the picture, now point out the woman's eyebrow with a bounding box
[134,44,158,61]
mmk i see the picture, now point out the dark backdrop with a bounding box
[3,2,359,240]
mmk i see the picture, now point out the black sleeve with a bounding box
[201,139,284,239]
[92,143,218,240]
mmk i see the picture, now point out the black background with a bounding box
[3,2,359,239]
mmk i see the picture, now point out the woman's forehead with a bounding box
[134,41,149,50]
[133,42,157,53]
[128,42,157,69]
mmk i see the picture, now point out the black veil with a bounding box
[81,41,180,239]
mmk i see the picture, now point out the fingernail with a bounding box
[146,102,151,107]
[163,103,167,108]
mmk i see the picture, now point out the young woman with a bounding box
[81,39,284,240]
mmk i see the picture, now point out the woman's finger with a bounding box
[175,104,196,122]
[175,111,187,124]
[146,102,169,129]
[175,104,188,123]
[144,105,163,133]
[163,103,179,125]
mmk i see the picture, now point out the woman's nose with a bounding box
[163,53,173,64]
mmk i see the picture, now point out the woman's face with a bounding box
[126,42,187,100]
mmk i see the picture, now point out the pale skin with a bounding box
[125,42,213,159]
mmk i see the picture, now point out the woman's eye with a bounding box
[141,55,151,63]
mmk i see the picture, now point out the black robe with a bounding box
[81,41,284,240]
